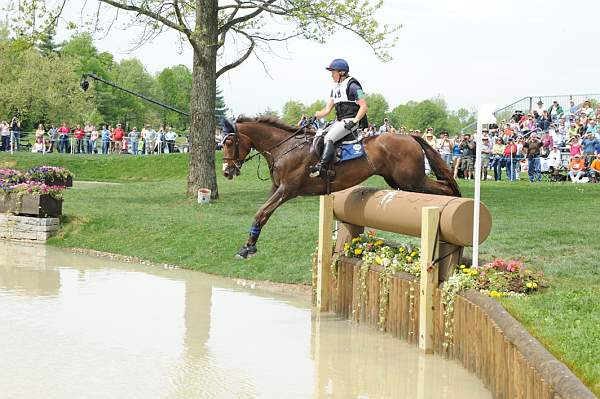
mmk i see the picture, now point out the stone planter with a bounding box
[0,193,62,217]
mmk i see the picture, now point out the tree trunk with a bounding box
[187,0,218,198]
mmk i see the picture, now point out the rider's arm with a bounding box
[315,98,335,119]
[352,98,368,125]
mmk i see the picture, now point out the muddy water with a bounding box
[0,241,491,399]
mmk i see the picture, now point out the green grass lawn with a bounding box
[2,151,599,395]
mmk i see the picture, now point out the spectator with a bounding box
[581,132,598,164]
[144,126,156,154]
[437,130,452,167]
[58,122,70,153]
[84,122,93,154]
[112,124,125,153]
[1,120,10,151]
[89,126,98,154]
[523,133,542,183]
[535,100,546,115]
[121,136,129,154]
[165,126,177,153]
[459,133,475,180]
[569,100,578,116]
[480,133,492,180]
[540,129,553,152]
[586,119,598,137]
[423,128,436,147]
[129,127,140,155]
[398,126,407,135]
[378,118,395,134]
[297,115,308,127]
[48,124,57,153]
[32,137,44,153]
[491,137,505,181]
[452,135,462,179]
[156,127,165,153]
[521,114,536,134]
[35,124,45,142]
[504,137,518,181]
[549,101,563,122]
[537,110,552,132]
[101,125,111,155]
[567,154,586,182]
[588,154,600,183]
[10,115,20,149]
[73,124,85,154]
[569,136,582,157]
[581,100,594,118]
[548,145,562,169]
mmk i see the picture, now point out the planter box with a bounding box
[42,175,73,188]
[0,193,62,217]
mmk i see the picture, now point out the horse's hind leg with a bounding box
[415,176,457,196]
[236,186,291,259]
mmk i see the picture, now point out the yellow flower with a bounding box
[375,256,383,265]
[462,268,469,274]
[532,282,538,289]
[354,248,363,255]
[352,238,359,243]
[526,282,533,289]
[410,251,417,257]
[459,264,466,269]
[469,269,478,276]
[343,243,350,251]
[406,256,413,263]
[490,290,500,298]
[399,248,405,253]
[375,240,384,246]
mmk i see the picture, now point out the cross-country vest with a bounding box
[331,77,368,128]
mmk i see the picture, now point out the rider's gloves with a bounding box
[308,116,317,126]
[344,120,356,131]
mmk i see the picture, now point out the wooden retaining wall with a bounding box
[327,257,597,399]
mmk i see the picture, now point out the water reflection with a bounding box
[0,241,490,398]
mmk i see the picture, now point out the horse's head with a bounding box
[221,120,252,180]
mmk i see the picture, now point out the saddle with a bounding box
[310,132,365,179]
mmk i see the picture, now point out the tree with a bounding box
[0,38,91,129]
[281,100,306,125]
[11,0,398,199]
[365,93,389,127]
[215,86,228,122]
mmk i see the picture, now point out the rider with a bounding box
[309,59,369,178]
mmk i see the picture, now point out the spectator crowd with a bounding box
[0,120,185,155]
[355,99,600,184]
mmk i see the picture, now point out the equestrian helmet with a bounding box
[326,59,349,73]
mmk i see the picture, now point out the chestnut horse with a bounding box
[221,116,461,259]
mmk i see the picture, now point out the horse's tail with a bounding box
[412,135,462,197]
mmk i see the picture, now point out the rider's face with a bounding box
[330,70,341,82]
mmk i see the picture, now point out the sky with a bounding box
[49,0,600,118]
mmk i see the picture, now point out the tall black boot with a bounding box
[309,140,335,178]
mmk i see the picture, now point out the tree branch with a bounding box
[98,0,188,35]
[216,30,255,78]
[218,0,276,35]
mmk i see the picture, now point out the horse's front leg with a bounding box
[235,187,289,259]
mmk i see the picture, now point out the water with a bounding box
[0,241,491,399]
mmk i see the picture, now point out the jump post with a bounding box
[315,186,492,353]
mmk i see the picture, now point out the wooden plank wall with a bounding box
[327,257,596,399]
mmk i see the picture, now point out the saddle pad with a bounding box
[337,142,365,163]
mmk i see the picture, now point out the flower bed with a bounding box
[27,166,73,187]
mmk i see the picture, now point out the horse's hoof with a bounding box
[235,245,257,259]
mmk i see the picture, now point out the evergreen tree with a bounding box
[215,86,228,122]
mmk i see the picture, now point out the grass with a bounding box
[2,151,599,395]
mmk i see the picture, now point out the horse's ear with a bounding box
[222,118,236,134]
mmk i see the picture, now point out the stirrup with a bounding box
[309,164,324,178]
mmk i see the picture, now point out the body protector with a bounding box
[331,77,368,129]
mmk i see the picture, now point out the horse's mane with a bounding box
[236,115,305,134]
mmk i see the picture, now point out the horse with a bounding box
[221,116,461,259]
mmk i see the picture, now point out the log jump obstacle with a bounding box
[315,186,492,353]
